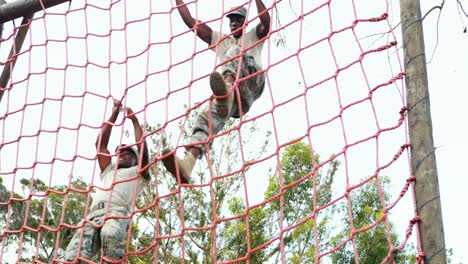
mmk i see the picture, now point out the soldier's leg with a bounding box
[162,78,233,184]
[227,53,266,118]
[64,217,100,263]
[100,212,130,262]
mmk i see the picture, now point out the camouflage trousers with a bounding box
[190,46,265,156]
[64,206,130,263]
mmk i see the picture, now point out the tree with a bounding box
[330,176,416,263]
[0,176,25,258]
[217,196,270,263]
[263,141,339,263]
[0,176,89,262]
[241,141,421,264]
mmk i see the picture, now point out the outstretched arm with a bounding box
[124,108,150,181]
[175,0,213,45]
[96,99,121,172]
[255,0,270,39]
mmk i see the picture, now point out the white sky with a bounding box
[0,0,466,263]
[421,0,468,263]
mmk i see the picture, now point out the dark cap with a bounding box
[115,144,138,159]
[226,6,247,18]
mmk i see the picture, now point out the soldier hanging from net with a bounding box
[64,99,150,263]
[162,0,271,184]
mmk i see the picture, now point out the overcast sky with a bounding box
[420,0,468,263]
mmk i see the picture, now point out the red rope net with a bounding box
[0,0,422,263]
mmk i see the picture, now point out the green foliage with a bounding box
[0,176,90,262]
[217,197,270,263]
[264,141,339,263]
[330,177,416,263]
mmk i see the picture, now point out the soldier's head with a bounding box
[115,144,138,168]
[226,6,246,38]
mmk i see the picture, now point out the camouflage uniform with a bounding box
[64,206,129,263]
[64,163,146,263]
[190,29,266,155]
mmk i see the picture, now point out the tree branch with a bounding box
[423,1,445,64]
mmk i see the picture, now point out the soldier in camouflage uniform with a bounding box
[64,99,150,263]
[162,0,270,185]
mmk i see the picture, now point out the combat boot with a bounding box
[210,71,233,119]
[162,149,195,184]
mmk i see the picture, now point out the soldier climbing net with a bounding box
[0,0,423,263]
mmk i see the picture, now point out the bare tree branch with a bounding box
[457,0,468,33]
[423,1,445,63]
[457,0,468,17]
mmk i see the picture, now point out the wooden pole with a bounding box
[399,0,447,262]
[0,0,71,102]
[0,0,5,40]
[0,14,33,103]
[0,0,69,24]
